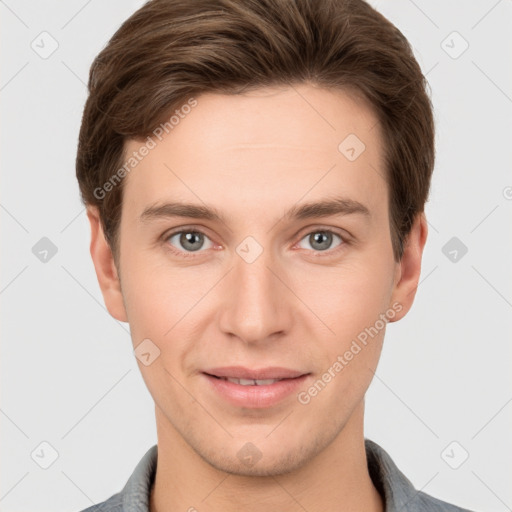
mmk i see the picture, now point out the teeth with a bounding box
[225,377,280,386]
[255,379,278,385]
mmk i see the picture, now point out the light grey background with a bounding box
[1,1,511,511]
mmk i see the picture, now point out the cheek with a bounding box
[120,258,218,365]
[119,256,174,345]
[299,273,389,413]
[290,255,393,402]
[125,278,183,344]
[292,256,394,338]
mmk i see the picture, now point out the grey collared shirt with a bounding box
[77,439,476,512]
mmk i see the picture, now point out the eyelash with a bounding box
[161,226,349,259]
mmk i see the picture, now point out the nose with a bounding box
[218,244,294,345]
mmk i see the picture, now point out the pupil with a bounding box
[311,231,331,251]
[181,232,203,251]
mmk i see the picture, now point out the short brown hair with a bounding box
[76,0,435,262]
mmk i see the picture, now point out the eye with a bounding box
[163,227,346,258]
[296,230,344,252]
[166,230,214,254]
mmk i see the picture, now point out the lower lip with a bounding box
[202,373,310,409]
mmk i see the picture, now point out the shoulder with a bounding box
[75,491,123,512]
[365,439,478,512]
[411,489,476,511]
[73,444,157,512]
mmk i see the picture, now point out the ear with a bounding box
[388,212,428,322]
[86,206,128,322]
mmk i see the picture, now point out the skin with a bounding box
[87,83,427,512]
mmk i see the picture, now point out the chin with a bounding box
[192,430,330,477]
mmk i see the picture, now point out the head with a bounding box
[77,0,433,476]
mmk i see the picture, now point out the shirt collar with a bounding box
[120,439,425,512]
[365,438,425,511]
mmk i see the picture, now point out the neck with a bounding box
[149,402,384,512]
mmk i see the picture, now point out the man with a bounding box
[76,0,476,510]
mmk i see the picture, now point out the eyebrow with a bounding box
[139,196,371,224]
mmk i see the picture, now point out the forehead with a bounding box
[121,84,386,222]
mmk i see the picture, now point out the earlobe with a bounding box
[86,206,128,322]
[388,212,428,323]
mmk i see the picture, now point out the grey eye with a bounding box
[168,231,213,252]
[298,231,343,251]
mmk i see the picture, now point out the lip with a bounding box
[202,366,310,409]
[203,366,307,380]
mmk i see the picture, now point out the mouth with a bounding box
[205,375,289,386]
[201,367,311,408]
[203,366,307,381]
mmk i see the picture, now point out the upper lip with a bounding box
[203,366,308,380]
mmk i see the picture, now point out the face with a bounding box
[89,84,425,476]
